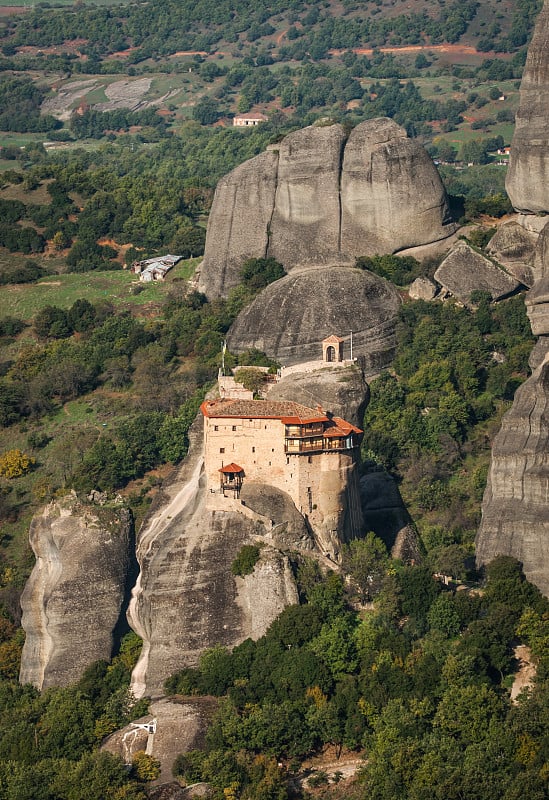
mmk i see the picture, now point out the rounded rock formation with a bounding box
[19,493,133,689]
[199,120,455,299]
[226,266,401,372]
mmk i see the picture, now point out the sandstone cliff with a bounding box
[476,355,549,595]
[19,492,133,689]
[127,419,300,698]
[506,0,549,213]
[199,119,455,299]
[226,266,400,371]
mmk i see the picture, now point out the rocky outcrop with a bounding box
[19,492,133,689]
[102,696,217,784]
[199,119,455,299]
[268,362,369,428]
[227,266,400,371]
[532,219,549,283]
[340,118,455,256]
[360,468,421,562]
[267,124,346,268]
[434,241,521,305]
[487,221,537,287]
[127,420,299,699]
[239,483,314,551]
[506,0,549,213]
[200,151,279,299]
[408,277,438,301]
[476,355,549,595]
[526,274,549,336]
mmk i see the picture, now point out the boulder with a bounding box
[506,0,549,213]
[434,241,521,305]
[487,221,537,287]
[408,276,438,301]
[19,493,133,689]
[267,362,369,428]
[476,354,549,596]
[199,120,456,299]
[227,266,400,372]
[340,118,455,256]
[199,151,278,298]
[267,124,346,268]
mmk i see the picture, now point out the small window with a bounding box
[268,461,271,466]
[272,448,275,452]
[308,456,312,464]
[220,447,225,454]
[232,425,236,431]
[252,446,255,453]
[286,457,290,465]
[214,425,218,431]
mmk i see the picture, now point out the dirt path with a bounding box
[330,43,500,57]
[511,644,536,702]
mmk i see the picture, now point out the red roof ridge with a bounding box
[219,463,244,473]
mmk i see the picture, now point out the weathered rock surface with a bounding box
[240,483,314,551]
[527,273,549,336]
[267,124,346,268]
[487,221,537,286]
[476,354,549,595]
[127,419,299,698]
[200,151,279,299]
[20,492,133,689]
[532,219,549,283]
[434,241,521,305]
[227,266,400,371]
[506,0,549,213]
[408,277,438,301]
[102,696,217,784]
[268,363,369,428]
[360,468,421,562]
[340,118,455,256]
[199,120,455,299]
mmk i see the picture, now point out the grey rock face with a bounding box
[239,483,314,551]
[227,266,400,372]
[267,124,346,268]
[199,120,455,299]
[434,241,521,305]
[476,355,549,595]
[487,222,537,287]
[527,274,549,336]
[408,277,438,301]
[127,420,299,698]
[506,0,549,213]
[199,151,278,298]
[267,363,369,428]
[532,219,549,283]
[341,118,455,256]
[360,469,421,562]
[20,493,132,689]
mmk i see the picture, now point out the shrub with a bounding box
[0,449,35,479]
[231,544,262,576]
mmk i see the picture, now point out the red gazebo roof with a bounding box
[218,463,244,474]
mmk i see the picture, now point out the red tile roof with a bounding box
[219,463,244,473]
[201,399,329,424]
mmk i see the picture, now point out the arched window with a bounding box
[326,346,336,362]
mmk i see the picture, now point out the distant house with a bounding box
[233,112,268,127]
[132,254,182,282]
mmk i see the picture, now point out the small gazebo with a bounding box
[219,463,244,497]
[322,335,344,363]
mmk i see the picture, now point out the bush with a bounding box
[231,544,262,576]
[0,449,35,479]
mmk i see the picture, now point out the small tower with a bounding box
[322,335,344,363]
